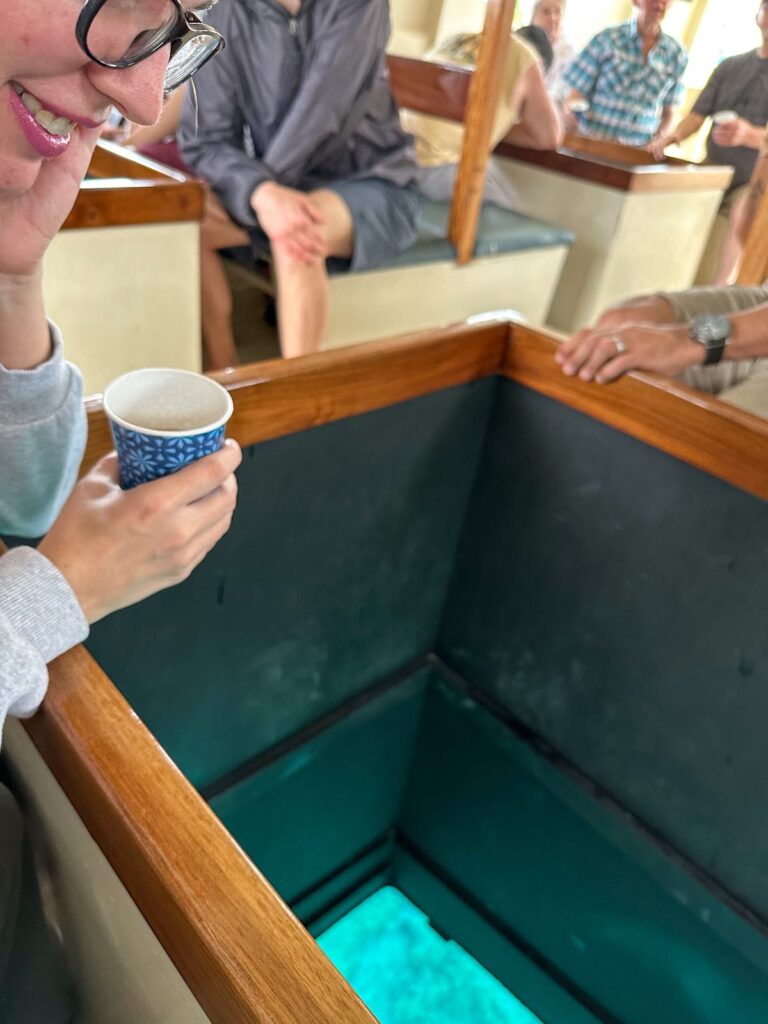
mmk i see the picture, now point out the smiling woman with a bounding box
[0,2,238,1021]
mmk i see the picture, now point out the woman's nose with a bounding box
[87,47,170,127]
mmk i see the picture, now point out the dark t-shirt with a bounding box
[693,49,768,189]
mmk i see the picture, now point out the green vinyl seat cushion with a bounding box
[382,199,575,271]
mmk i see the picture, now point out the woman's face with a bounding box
[532,1,563,43]
[1,1,187,197]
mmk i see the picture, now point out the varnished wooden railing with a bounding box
[448,0,517,264]
[63,140,204,230]
[387,1,517,264]
[388,56,732,196]
[737,136,768,286]
[11,322,768,1024]
[387,54,470,122]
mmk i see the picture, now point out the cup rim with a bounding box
[103,367,234,438]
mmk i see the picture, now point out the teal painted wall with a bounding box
[437,381,768,921]
[87,380,494,788]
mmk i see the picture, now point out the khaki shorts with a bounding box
[659,284,768,417]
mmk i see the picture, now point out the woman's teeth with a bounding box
[11,82,76,137]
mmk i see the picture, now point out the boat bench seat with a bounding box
[225,199,575,349]
[383,199,574,268]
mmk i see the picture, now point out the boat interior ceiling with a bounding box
[5,322,768,1024]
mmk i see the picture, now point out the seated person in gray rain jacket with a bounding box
[179,0,422,367]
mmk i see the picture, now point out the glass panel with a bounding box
[319,887,544,1024]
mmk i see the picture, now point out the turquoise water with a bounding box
[318,886,543,1024]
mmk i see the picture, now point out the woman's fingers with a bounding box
[135,439,241,510]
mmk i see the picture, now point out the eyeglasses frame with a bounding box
[75,0,224,86]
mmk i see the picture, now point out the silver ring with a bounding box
[611,335,627,354]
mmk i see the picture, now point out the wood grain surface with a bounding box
[387,57,731,194]
[63,141,204,229]
[448,0,517,264]
[387,54,470,121]
[497,134,733,193]
[88,139,190,182]
[20,644,378,1024]
[505,324,768,501]
[737,138,768,286]
[81,323,507,472]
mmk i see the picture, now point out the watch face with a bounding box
[691,314,730,346]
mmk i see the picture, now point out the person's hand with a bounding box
[251,181,326,264]
[562,105,580,133]
[712,116,752,148]
[555,322,703,384]
[38,440,241,624]
[648,133,675,160]
[0,125,102,278]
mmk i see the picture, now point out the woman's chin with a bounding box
[0,152,45,198]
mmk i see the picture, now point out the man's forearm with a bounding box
[670,112,705,144]
[658,107,675,136]
[0,273,51,371]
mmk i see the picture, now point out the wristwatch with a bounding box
[688,314,731,365]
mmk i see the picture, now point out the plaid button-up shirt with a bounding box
[563,19,687,146]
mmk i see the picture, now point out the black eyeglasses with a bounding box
[76,0,224,93]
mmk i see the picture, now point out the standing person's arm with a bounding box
[560,31,608,130]
[657,105,676,137]
[648,111,705,159]
[649,47,688,149]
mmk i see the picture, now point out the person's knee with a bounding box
[306,189,354,258]
[272,239,326,279]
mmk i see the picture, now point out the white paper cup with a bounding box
[103,368,234,489]
[713,110,738,126]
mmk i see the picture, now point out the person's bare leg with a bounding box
[200,191,250,369]
[713,192,748,286]
[272,189,354,358]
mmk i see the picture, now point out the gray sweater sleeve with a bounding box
[0,547,89,731]
[0,323,87,538]
[0,326,89,744]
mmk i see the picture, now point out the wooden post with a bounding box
[448,0,516,265]
[737,138,768,285]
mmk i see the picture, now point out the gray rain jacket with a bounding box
[179,0,418,226]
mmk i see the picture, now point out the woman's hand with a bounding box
[38,440,242,624]
[0,125,102,279]
[251,181,327,264]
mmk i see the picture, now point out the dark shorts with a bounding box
[248,177,422,273]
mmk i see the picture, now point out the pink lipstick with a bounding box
[9,85,73,159]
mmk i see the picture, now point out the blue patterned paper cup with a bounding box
[103,368,234,489]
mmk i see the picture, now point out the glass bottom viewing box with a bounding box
[64,325,768,1024]
[318,886,543,1024]
[187,669,767,1024]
